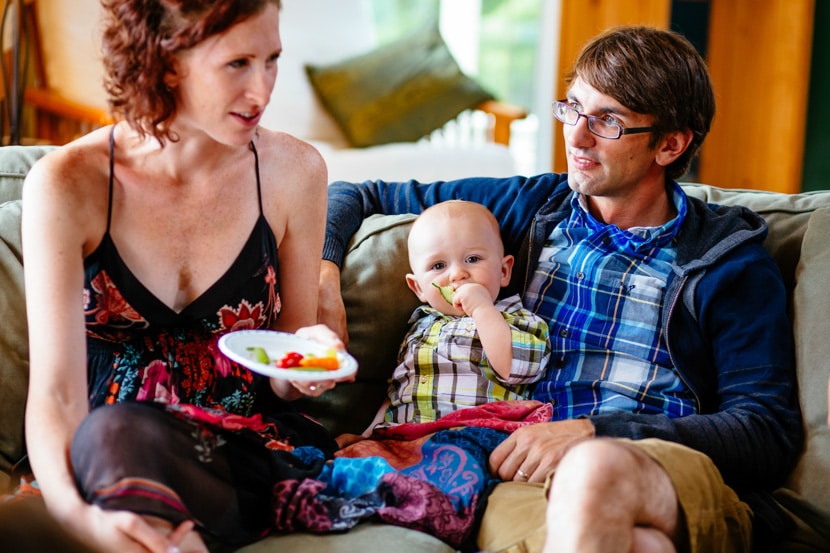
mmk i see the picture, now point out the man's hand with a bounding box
[489,419,595,483]
[318,260,349,345]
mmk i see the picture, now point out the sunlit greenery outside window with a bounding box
[369,0,542,115]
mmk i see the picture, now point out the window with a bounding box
[370,0,551,175]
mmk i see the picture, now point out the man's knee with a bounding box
[548,439,679,537]
[550,439,650,500]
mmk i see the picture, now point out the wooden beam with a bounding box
[698,0,814,193]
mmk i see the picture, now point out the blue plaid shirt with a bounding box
[525,184,696,419]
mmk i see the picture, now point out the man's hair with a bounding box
[568,25,715,180]
[100,0,281,145]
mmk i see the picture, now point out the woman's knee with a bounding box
[72,403,163,452]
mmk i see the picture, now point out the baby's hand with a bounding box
[453,282,493,316]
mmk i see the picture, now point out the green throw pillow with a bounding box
[305,25,495,148]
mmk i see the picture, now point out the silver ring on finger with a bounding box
[516,469,529,480]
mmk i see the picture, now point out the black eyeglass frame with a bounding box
[552,100,656,140]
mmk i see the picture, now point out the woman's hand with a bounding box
[270,323,353,400]
[289,378,338,398]
[295,323,345,351]
[64,504,204,553]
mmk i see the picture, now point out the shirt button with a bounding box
[420,376,428,384]
[576,272,585,280]
[559,329,569,338]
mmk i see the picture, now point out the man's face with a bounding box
[562,78,662,200]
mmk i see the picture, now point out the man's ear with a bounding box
[655,128,693,168]
[500,254,515,287]
[405,274,427,302]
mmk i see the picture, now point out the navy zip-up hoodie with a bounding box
[324,173,803,544]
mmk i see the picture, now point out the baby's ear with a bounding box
[405,274,426,302]
[500,254,515,287]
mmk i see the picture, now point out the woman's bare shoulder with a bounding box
[26,128,112,194]
[254,127,327,178]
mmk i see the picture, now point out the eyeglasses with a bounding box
[552,100,656,140]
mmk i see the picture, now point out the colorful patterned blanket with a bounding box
[3,400,552,550]
[272,400,553,549]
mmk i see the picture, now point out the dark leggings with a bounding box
[70,402,332,546]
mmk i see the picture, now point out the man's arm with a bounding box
[319,174,565,340]
[322,174,567,267]
[491,247,801,493]
[590,250,802,490]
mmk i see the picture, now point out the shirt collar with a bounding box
[568,182,687,250]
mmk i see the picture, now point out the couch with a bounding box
[1,145,829,552]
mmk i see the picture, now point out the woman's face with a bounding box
[171,3,281,146]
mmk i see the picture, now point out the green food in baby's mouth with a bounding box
[432,282,455,305]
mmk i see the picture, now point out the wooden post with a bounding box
[698,0,814,193]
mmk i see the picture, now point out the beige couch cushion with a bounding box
[0,145,56,491]
[777,207,830,530]
[0,200,26,491]
[295,214,419,436]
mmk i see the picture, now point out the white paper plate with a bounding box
[218,329,357,381]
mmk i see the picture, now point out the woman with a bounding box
[21,1,341,551]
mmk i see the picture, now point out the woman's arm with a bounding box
[22,150,99,521]
[22,143,184,552]
[259,133,343,400]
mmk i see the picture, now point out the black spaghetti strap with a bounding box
[249,141,263,215]
[106,127,116,233]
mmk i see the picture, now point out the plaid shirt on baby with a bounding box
[525,184,697,420]
[385,294,550,425]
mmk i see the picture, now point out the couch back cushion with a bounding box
[0,200,26,491]
[295,214,419,435]
[0,146,56,490]
[785,206,830,518]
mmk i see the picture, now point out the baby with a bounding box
[364,200,550,433]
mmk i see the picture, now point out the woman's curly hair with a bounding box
[100,0,280,145]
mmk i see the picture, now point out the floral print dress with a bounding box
[84,216,280,415]
[62,138,337,545]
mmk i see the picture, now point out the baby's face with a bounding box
[406,206,510,314]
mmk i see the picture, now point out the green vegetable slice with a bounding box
[432,282,455,305]
[246,346,271,364]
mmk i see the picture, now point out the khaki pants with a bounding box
[477,438,752,553]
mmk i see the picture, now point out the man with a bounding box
[319,26,801,553]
